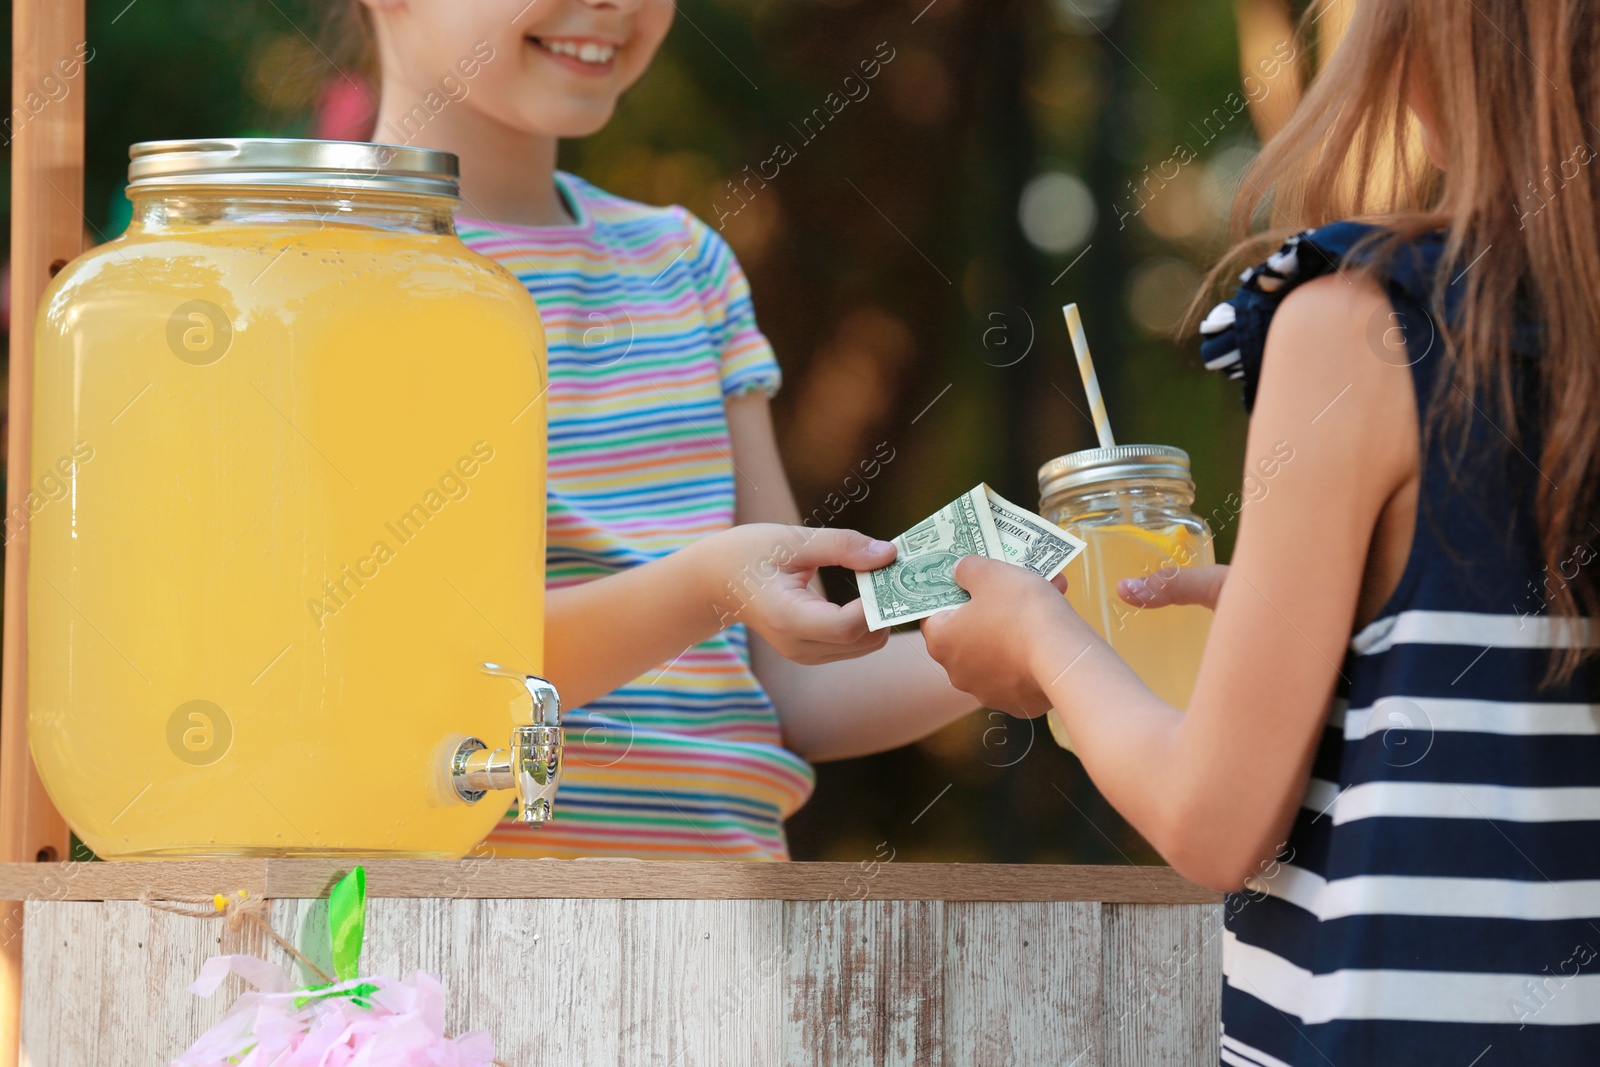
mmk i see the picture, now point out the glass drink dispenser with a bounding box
[27,139,560,858]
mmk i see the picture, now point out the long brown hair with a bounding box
[1215,0,1600,682]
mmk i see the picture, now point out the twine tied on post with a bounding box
[139,888,334,985]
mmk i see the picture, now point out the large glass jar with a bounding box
[28,139,549,858]
[1038,445,1215,750]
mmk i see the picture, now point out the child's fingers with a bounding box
[1117,563,1230,610]
[950,553,1016,591]
[805,625,891,663]
[779,599,888,662]
[919,609,954,656]
[789,527,896,572]
[789,594,875,647]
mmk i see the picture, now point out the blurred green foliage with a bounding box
[3,0,1268,864]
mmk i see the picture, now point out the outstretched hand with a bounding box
[921,555,1086,718]
[710,524,896,665]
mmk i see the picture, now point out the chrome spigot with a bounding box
[449,664,563,825]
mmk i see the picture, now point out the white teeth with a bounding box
[537,39,616,64]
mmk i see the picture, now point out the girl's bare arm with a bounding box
[726,392,981,761]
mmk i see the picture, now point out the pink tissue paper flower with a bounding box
[172,954,496,1067]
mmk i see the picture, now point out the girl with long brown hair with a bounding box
[924,0,1600,1059]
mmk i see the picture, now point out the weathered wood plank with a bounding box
[617,898,783,1067]
[942,902,1103,1066]
[16,896,1224,1067]
[1100,903,1223,1067]
[781,899,943,1067]
[19,902,101,1067]
[449,897,626,1067]
[100,899,266,1065]
[360,898,452,985]
[21,899,282,1067]
[267,897,303,979]
[0,861,1218,904]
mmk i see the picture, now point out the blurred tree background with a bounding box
[0,0,1316,863]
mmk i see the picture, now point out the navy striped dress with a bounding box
[1198,222,1600,1064]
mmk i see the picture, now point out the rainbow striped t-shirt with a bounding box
[458,173,814,861]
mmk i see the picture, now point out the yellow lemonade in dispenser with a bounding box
[1039,447,1215,749]
[28,141,551,857]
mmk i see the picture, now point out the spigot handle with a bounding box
[481,662,562,727]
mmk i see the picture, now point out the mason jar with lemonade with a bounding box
[1041,306,1216,751]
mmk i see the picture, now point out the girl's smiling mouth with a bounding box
[528,36,619,76]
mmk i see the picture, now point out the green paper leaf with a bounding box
[294,982,380,1011]
[328,866,366,982]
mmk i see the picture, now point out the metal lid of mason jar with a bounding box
[1037,444,1193,499]
[127,138,460,199]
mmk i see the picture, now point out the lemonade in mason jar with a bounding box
[1037,445,1215,750]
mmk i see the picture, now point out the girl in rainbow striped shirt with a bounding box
[339,0,980,859]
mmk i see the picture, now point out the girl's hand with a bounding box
[704,524,896,665]
[921,555,1086,718]
[1117,564,1230,610]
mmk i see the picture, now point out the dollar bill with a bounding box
[856,484,1087,630]
[982,485,1086,581]
[857,485,1004,630]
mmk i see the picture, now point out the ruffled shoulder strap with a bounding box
[1199,222,1400,410]
[1197,220,1528,412]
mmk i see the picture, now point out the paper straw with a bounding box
[1063,303,1115,448]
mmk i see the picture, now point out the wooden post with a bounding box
[2,0,87,1063]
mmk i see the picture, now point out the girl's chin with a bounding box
[511,99,616,140]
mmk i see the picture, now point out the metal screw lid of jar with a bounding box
[127,138,460,199]
[1037,444,1193,500]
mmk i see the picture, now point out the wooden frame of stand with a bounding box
[3,1,87,1065]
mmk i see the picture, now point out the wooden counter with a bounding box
[2,860,1222,1066]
